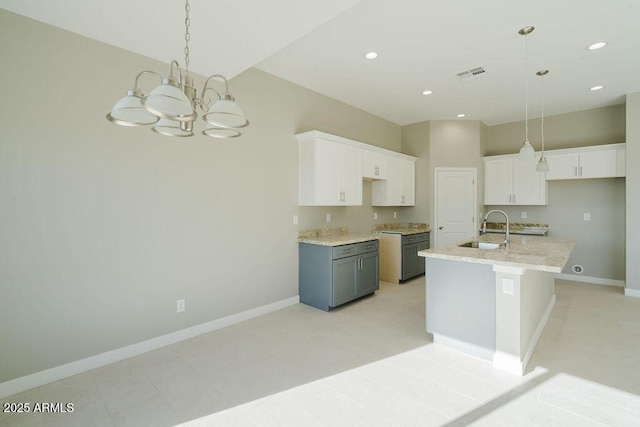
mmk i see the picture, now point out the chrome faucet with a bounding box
[482,210,510,248]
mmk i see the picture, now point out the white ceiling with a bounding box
[2,0,639,126]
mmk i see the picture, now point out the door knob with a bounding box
[438,226,444,230]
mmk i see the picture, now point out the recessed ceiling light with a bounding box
[587,42,607,50]
[422,90,433,96]
[457,113,466,118]
[590,85,604,91]
[364,52,378,60]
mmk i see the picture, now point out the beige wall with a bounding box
[0,10,403,383]
[626,93,640,292]
[486,105,626,156]
[400,122,430,223]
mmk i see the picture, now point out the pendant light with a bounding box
[536,70,550,172]
[518,26,535,159]
[106,0,249,138]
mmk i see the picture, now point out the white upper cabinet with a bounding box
[545,143,626,180]
[372,157,416,206]
[297,131,416,207]
[484,155,547,206]
[362,150,388,180]
[298,134,363,206]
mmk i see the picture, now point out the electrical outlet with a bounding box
[177,299,186,313]
[584,213,591,221]
[326,213,331,223]
[393,211,397,219]
[502,279,514,295]
[521,212,527,219]
[292,215,298,225]
[374,212,378,220]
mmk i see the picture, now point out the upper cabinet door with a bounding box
[545,144,625,180]
[371,156,416,206]
[484,157,513,205]
[312,137,341,205]
[362,150,388,180]
[339,143,363,205]
[512,157,546,205]
[545,152,579,180]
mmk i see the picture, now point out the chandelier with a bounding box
[106,0,249,138]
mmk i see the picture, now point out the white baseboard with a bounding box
[555,273,625,287]
[432,334,494,361]
[625,288,640,298]
[0,296,300,399]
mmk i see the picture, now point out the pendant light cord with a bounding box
[524,32,529,141]
[541,73,545,154]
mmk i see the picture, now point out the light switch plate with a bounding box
[326,213,331,223]
[522,212,527,219]
[584,213,591,221]
[293,215,298,225]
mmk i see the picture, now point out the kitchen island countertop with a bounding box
[419,234,575,273]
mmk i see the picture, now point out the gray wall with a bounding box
[626,93,640,292]
[483,105,626,281]
[0,10,403,383]
[401,120,486,232]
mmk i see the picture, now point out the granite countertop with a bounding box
[418,234,575,273]
[373,223,432,235]
[484,222,549,236]
[298,227,380,247]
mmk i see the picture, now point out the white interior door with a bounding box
[435,168,477,247]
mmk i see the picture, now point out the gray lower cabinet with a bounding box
[299,240,379,311]
[401,233,430,281]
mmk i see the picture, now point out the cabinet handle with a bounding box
[374,166,379,176]
[579,166,583,177]
[512,194,515,203]
[574,166,578,176]
[401,195,405,204]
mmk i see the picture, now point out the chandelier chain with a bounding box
[184,0,191,74]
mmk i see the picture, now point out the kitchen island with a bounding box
[418,233,575,375]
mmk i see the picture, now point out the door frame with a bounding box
[433,167,478,248]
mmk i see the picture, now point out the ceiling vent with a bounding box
[456,67,488,82]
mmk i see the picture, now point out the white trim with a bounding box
[432,333,494,361]
[555,273,625,287]
[521,294,556,374]
[0,296,300,399]
[493,351,524,375]
[625,288,640,298]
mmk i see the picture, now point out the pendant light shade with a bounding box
[519,140,535,159]
[141,78,196,122]
[106,89,159,126]
[202,97,249,129]
[152,118,194,137]
[536,69,550,172]
[518,26,536,159]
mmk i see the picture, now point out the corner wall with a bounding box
[626,93,640,295]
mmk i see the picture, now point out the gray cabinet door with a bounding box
[416,241,429,276]
[402,243,417,280]
[359,251,379,295]
[332,256,359,306]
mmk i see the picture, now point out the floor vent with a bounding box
[456,67,487,81]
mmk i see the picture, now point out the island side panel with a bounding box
[519,270,555,361]
[426,258,496,358]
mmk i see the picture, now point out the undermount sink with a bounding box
[458,241,501,250]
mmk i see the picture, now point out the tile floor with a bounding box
[2,279,640,426]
